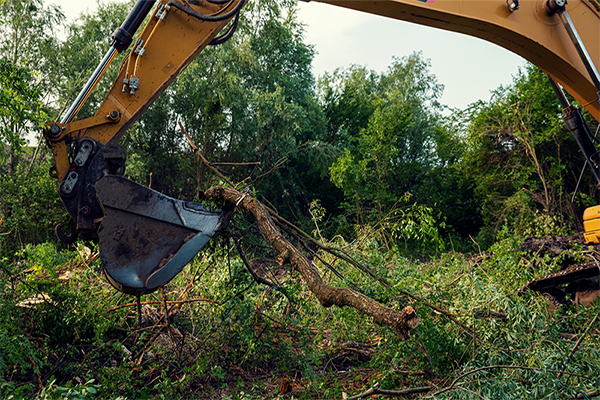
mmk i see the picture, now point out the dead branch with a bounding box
[342,382,433,400]
[210,161,261,166]
[179,122,235,187]
[233,236,296,304]
[106,298,218,313]
[474,309,509,321]
[572,390,600,399]
[233,237,278,288]
[205,185,420,339]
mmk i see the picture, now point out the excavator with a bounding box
[42,0,600,302]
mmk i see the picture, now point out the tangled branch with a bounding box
[205,185,420,339]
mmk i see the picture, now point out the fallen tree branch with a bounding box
[205,185,420,339]
[106,298,218,313]
[180,125,388,288]
[342,382,433,400]
[271,204,476,339]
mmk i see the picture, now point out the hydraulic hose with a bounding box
[167,0,245,22]
[210,12,240,45]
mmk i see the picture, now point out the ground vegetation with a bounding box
[1,0,599,398]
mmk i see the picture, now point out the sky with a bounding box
[49,0,527,112]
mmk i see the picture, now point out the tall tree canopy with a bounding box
[462,64,595,239]
[327,54,445,230]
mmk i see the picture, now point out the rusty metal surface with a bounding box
[523,261,600,305]
[526,262,600,290]
[95,175,222,295]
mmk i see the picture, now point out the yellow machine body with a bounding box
[583,205,600,244]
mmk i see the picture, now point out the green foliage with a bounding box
[0,60,47,157]
[1,223,600,399]
[388,193,446,253]
[462,64,590,239]
[36,378,101,400]
[0,160,66,258]
[2,1,600,399]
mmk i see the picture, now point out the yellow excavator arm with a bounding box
[42,0,600,294]
[44,0,244,182]
[311,0,600,122]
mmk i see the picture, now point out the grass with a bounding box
[1,231,599,399]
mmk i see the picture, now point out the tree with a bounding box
[0,60,64,258]
[0,60,47,174]
[0,0,63,172]
[318,65,379,149]
[461,64,591,238]
[0,0,63,83]
[328,53,445,234]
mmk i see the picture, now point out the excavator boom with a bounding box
[311,0,600,123]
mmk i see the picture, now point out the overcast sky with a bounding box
[49,0,526,112]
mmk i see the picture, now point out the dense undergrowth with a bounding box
[1,225,599,400]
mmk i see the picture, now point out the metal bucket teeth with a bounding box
[95,175,222,295]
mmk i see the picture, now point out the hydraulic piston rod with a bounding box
[547,75,600,185]
[60,0,156,124]
[60,47,118,124]
[559,10,600,94]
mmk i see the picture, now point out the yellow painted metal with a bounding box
[94,1,233,145]
[49,0,600,181]
[584,232,600,244]
[315,0,600,123]
[584,218,600,231]
[583,204,600,219]
[50,0,237,181]
[583,205,600,244]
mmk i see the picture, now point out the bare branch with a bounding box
[211,161,261,166]
[106,298,219,313]
[343,382,433,400]
[179,122,235,187]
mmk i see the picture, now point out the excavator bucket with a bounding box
[95,175,224,295]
